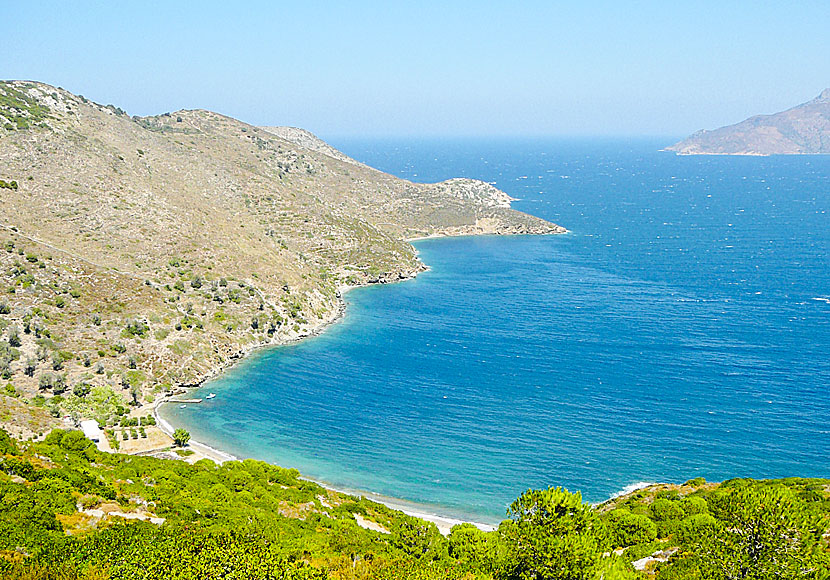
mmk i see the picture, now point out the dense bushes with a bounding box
[606,510,657,547]
[0,427,827,579]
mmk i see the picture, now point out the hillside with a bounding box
[0,80,564,441]
[0,428,827,579]
[666,89,830,155]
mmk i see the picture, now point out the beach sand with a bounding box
[149,396,496,535]
[133,276,497,536]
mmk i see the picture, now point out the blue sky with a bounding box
[3,1,829,137]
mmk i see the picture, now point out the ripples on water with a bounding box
[163,139,830,523]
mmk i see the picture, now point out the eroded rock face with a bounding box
[666,89,830,156]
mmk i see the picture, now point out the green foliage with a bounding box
[674,512,718,546]
[0,422,826,580]
[72,382,91,398]
[0,427,19,455]
[0,179,19,190]
[58,430,94,453]
[59,384,130,425]
[650,497,685,522]
[448,523,509,574]
[123,318,149,338]
[606,509,657,547]
[503,487,606,580]
[391,515,447,561]
[0,83,50,130]
[679,484,826,579]
[677,495,705,515]
[7,325,20,347]
[172,428,191,447]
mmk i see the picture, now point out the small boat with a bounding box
[179,404,187,409]
[206,393,216,400]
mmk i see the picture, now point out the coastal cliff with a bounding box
[666,88,830,155]
[0,80,564,438]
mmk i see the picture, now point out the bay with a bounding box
[162,139,830,524]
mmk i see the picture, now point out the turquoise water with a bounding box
[162,139,830,524]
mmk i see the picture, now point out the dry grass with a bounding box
[0,80,563,438]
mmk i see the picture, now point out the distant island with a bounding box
[666,88,830,155]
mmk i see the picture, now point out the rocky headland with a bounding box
[0,80,565,442]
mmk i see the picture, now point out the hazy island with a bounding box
[0,81,828,579]
[666,88,830,156]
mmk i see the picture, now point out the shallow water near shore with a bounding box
[162,139,830,524]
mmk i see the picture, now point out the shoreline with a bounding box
[151,266,501,535]
[153,391,499,535]
[150,231,566,535]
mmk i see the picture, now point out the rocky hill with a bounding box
[0,80,564,439]
[666,89,830,155]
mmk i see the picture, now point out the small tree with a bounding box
[172,428,190,447]
[691,484,825,579]
[7,326,20,347]
[73,382,91,398]
[504,487,606,580]
[38,373,55,391]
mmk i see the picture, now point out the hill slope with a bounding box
[666,89,830,155]
[0,80,563,438]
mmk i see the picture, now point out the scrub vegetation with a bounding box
[0,80,563,441]
[0,427,827,579]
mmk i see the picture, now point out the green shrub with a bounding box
[0,426,19,455]
[675,513,719,546]
[650,498,685,522]
[73,382,91,398]
[123,318,148,338]
[59,430,94,452]
[680,495,708,516]
[606,509,657,547]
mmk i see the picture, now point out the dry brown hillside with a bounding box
[0,80,563,440]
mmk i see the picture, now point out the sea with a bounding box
[161,138,830,525]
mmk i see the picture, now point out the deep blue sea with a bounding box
[162,139,830,524]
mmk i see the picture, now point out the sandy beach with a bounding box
[140,274,500,536]
[152,393,497,535]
